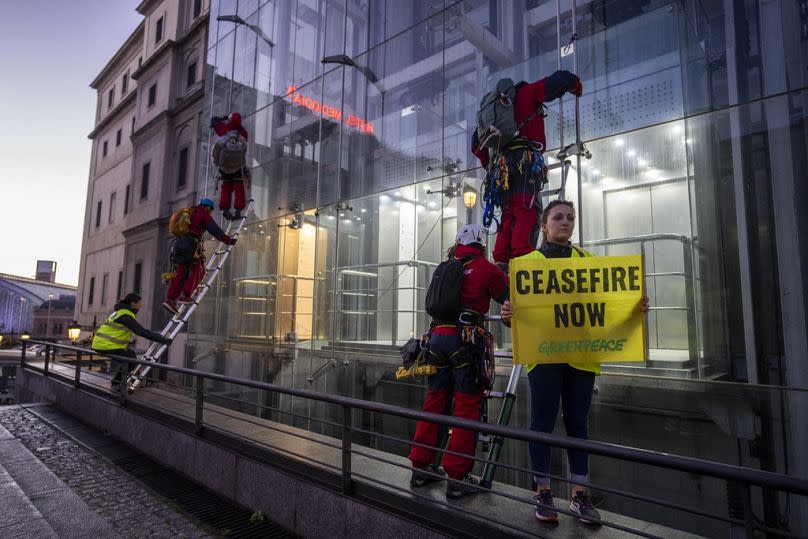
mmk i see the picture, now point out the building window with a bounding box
[141,162,150,200]
[101,273,109,306]
[138,56,142,68]
[148,84,157,107]
[133,262,142,295]
[177,147,188,189]
[122,72,129,94]
[186,61,197,88]
[131,116,136,134]
[193,0,202,18]
[109,192,117,223]
[88,276,95,306]
[116,270,123,301]
[155,16,164,44]
[95,200,102,228]
[116,129,122,146]
[102,140,108,157]
[124,184,130,214]
[108,86,114,109]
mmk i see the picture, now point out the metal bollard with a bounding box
[195,375,204,434]
[741,483,755,537]
[74,351,82,388]
[119,362,128,404]
[20,340,27,367]
[44,344,51,376]
[341,404,353,494]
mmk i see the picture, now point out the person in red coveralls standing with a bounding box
[472,70,583,270]
[162,198,237,315]
[408,224,508,499]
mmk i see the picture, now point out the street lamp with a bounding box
[20,331,30,341]
[0,335,4,348]
[463,184,478,209]
[217,14,275,47]
[67,320,81,344]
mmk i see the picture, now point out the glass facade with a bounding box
[194,1,808,534]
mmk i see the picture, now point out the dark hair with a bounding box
[121,293,142,306]
[540,200,576,247]
[541,199,575,225]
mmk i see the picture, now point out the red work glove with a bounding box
[570,77,583,97]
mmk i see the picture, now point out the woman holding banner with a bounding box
[501,199,649,525]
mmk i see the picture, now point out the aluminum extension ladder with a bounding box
[478,1,590,489]
[127,199,254,392]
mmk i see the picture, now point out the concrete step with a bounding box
[0,409,117,538]
[0,459,59,538]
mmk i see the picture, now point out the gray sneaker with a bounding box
[410,465,445,488]
[570,492,601,525]
[446,474,480,499]
[533,489,558,522]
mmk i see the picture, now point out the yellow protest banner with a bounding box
[510,255,646,364]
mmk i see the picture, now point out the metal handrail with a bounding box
[21,339,808,499]
[583,233,694,248]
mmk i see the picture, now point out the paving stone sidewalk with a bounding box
[0,406,213,538]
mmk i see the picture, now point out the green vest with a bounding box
[512,246,601,375]
[92,308,136,351]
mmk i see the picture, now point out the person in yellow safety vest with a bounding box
[91,293,172,388]
[501,199,649,526]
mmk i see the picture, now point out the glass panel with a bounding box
[342,13,445,198]
[681,1,808,114]
[316,68,344,207]
[236,0,260,19]
[366,0,444,51]
[291,0,327,89]
[231,23,258,115]
[250,80,322,221]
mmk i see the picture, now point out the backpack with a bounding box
[474,78,545,152]
[425,255,476,322]
[170,235,198,266]
[217,130,247,173]
[168,207,192,237]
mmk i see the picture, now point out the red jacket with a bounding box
[189,205,229,242]
[432,244,508,335]
[473,70,581,168]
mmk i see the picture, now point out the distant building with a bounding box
[0,261,77,341]
[32,296,77,341]
[76,0,211,347]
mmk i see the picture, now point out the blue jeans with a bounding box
[527,363,595,486]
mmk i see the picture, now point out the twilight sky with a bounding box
[0,1,142,286]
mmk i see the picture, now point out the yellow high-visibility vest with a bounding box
[512,246,601,375]
[91,308,135,351]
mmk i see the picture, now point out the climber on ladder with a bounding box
[211,112,251,221]
[130,198,253,392]
[162,198,238,315]
[472,70,583,273]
